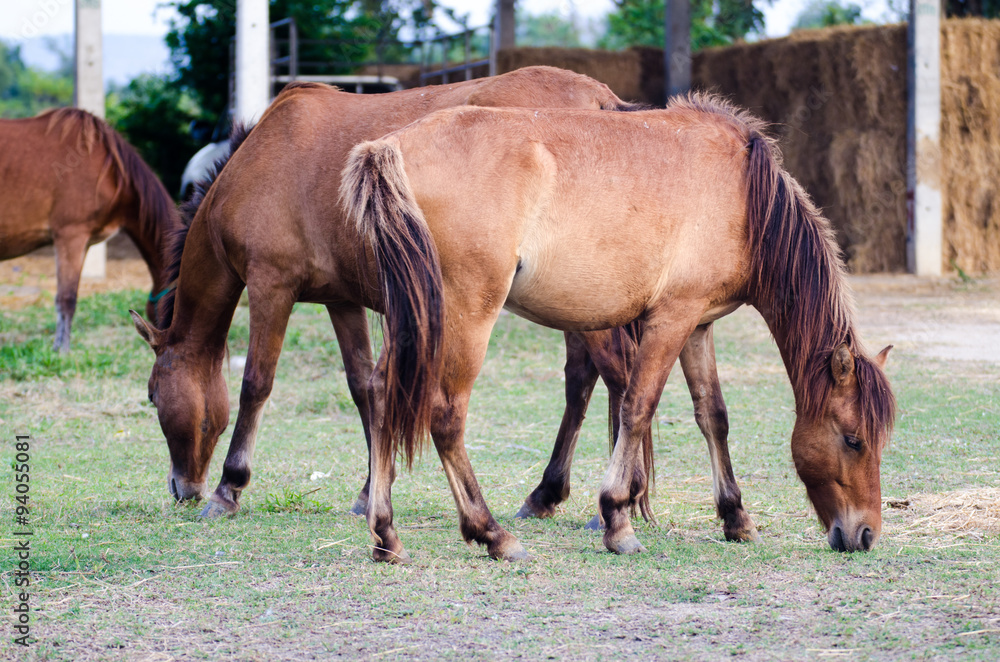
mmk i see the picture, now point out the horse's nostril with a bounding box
[860,526,874,551]
[169,477,179,500]
[829,525,847,552]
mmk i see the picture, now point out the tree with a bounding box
[106,74,202,196]
[516,10,584,48]
[792,0,867,30]
[0,39,73,118]
[164,0,440,122]
[598,0,765,52]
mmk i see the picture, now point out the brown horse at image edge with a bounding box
[0,108,182,349]
[129,67,765,545]
[343,93,896,561]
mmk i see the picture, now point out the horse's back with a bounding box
[391,105,753,330]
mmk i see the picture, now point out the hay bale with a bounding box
[941,19,1000,274]
[693,24,909,272]
[497,47,645,103]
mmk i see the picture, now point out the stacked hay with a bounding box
[498,47,645,103]
[941,20,1000,273]
[693,24,910,272]
[496,20,1000,273]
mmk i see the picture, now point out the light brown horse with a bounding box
[129,67,759,544]
[343,94,896,562]
[0,108,181,349]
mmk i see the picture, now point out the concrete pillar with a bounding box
[491,0,515,75]
[235,0,270,123]
[906,0,942,276]
[664,0,691,100]
[75,0,105,280]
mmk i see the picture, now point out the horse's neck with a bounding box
[166,224,243,354]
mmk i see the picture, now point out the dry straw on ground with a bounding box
[888,487,1000,537]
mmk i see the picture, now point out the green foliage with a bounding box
[0,38,72,118]
[945,0,1000,17]
[260,487,333,513]
[599,0,765,51]
[793,0,868,30]
[516,10,584,48]
[164,1,440,121]
[106,74,202,197]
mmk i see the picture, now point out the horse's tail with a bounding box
[605,320,656,523]
[341,137,444,468]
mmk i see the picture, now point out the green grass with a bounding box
[1,289,999,660]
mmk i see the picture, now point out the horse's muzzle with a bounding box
[828,521,878,552]
[168,472,206,502]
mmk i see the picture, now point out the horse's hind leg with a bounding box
[201,288,296,518]
[366,302,525,563]
[326,303,375,516]
[680,323,759,542]
[52,232,90,351]
[515,331,599,519]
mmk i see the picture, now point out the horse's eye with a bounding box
[844,435,862,451]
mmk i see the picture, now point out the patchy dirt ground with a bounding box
[851,275,1000,365]
[3,239,995,364]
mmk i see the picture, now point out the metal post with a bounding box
[664,0,691,101]
[236,0,270,123]
[464,29,472,80]
[76,0,105,280]
[288,18,298,81]
[491,0,515,76]
[906,0,942,276]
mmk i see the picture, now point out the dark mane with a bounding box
[605,100,654,112]
[158,121,255,326]
[670,93,895,450]
[42,107,182,291]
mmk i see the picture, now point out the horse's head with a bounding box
[130,310,230,502]
[791,343,894,552]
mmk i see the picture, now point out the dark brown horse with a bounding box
[0,108,181,349]
[343,94,896,561]
[129,67,759,544]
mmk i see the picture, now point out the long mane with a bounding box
[670,93,895,450]
[41,108,180,273]
[156,121,255,327]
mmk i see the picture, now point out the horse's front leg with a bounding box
[200,289,295,518]
[326,303,376,516]
[680,323,759,542]
[52,232,90,351]
[599,313,700,554]
[515,331,599,519]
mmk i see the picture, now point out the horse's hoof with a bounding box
[348,497,368,517]
[198,496,238,519]
[493,540,531,562]
[373,546,411,564]
[514,501,551,519]
[605,534,646,555]
[584,514,604,531]
[725,526,761,543]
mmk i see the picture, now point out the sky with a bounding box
[1,0,899,83]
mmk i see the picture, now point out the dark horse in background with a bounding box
[0,108,181,349]
[130,66,761,544]
[343,95,896,561]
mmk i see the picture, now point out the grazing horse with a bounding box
[342,93,896,562]
[129,67,759,542]
[0,108,181,349]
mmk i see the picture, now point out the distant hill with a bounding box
[17,33,171,87]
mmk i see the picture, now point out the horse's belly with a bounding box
[505,265,646,331]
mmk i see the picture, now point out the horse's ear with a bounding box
[130,310,162,351]
[831,343,855,385]
[874,345,893,369]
